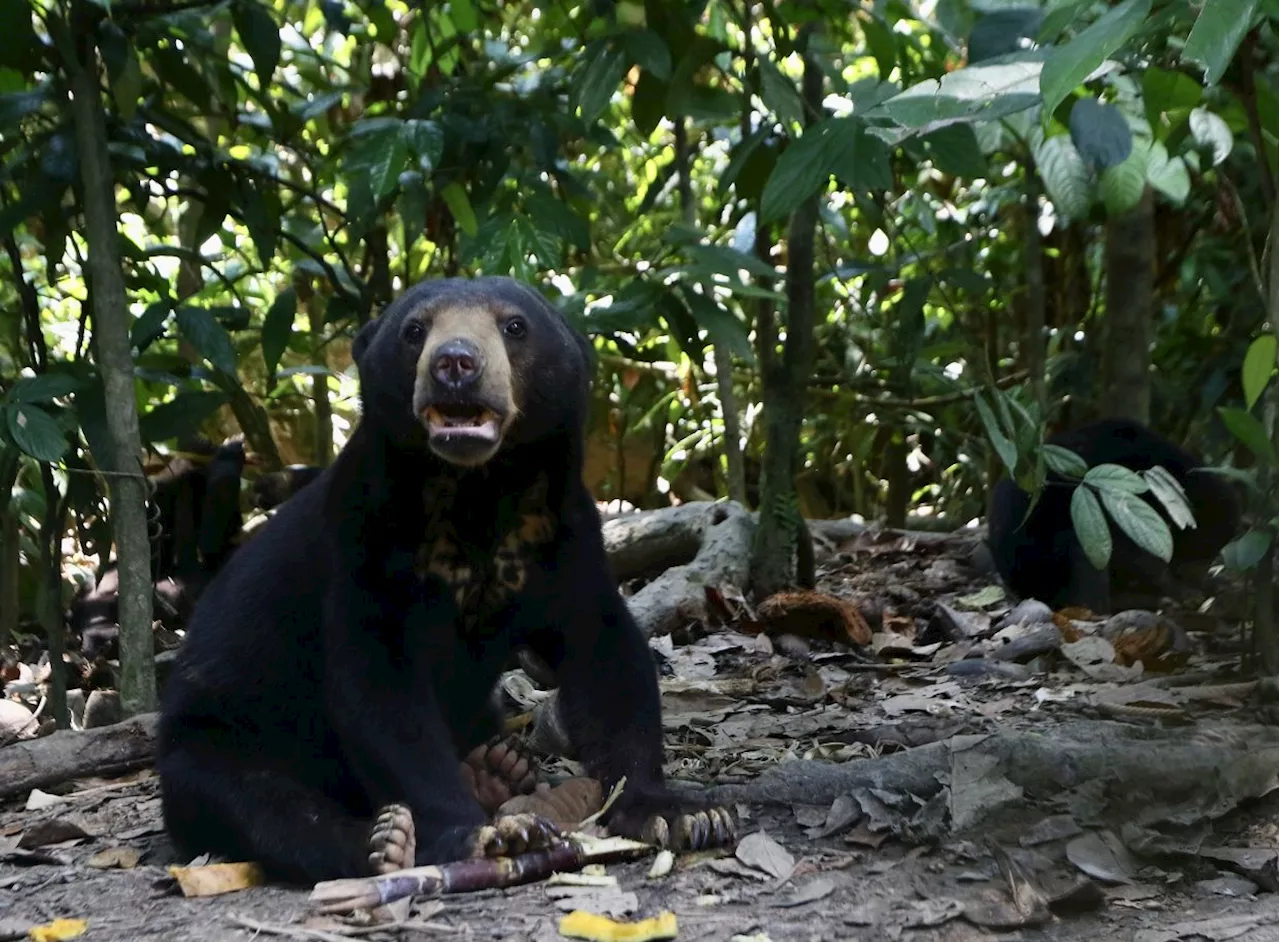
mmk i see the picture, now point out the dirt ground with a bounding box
[0,523,1275,942]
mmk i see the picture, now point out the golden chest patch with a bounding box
[413,477,556,631]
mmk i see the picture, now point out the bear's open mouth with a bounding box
[423,404,502,442]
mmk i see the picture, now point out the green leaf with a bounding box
[176,306,238,375]
[1098,488,1174,563]
[1145,142,1190,203]
[1219,406,1276,464]
[872,61,1043,128]
[138,391,229,444]
[622,29,671,81]
[759,116,887,223]
[262,287,297,380]
[1242,333,1278,410]
[1082,462,1149,493]
[1044,443,1088,478]
[683,243,778,280]
[1071,485,1112,569]
[968,8,1044,63]
[758,58,804,126]
[1035,134,1091,220]
[632,69,667,137]
[574,41,627,122]
[7,373,81,404]
[974,393,1018,475]
[1142,68,1202,131]
[345,118,410,201]
[232,0,282,89]
[1183,0,1260,86]
[861,15,897,80]
[1188,107,1234,166]
[922,124,988,178]
[440,182,478,237]
[0,2,43,72]
[449,0,478,32]
[111,48,143,121]
[0,86,49,131]
[402,119,444,171]
[4,403,67,462]
[1099,135,1150,216]
[683,291,754,362]
[1142,465,1195,530]
[131,300,172,352]
[1069,97,1132,170]
[1039,0,1151,120]
[1221,528,1273,571]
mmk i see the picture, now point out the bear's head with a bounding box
[352,276,592,467]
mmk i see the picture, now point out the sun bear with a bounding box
[156,276,734,884]
[986,417,1241,613]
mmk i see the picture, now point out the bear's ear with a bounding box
[352,317,382,365]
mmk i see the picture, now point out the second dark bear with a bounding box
[987,417,1241,613]
[156,276,733,884]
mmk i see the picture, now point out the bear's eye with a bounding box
[503,316,528,339]
[402,321,426,345]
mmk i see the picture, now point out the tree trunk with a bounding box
[883,430,909,529]
[38,466,68,729]
[68,10,157,716]
[1024,167,1047,414]
[0,455,19,649]
[750,28,823,598]
[1101,187,1155,424]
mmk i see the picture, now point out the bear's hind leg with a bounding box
[159,735,384,885]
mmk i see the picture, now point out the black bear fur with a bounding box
[987,417,1241,613]
[157,276,717,884]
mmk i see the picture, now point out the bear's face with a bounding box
[353,277,591,466]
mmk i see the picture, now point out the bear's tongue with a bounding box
[424,405,500,442]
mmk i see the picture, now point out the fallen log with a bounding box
[0,712,158,801]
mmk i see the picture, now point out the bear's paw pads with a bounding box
[642,805,737,852]
[368,804,416,875]
[468,812,562,858]
[460,736,539,816]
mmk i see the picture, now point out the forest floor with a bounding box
[0,518,1274,942]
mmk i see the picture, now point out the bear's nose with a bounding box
[430,339,484,390]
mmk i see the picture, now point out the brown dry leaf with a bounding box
[167,861,265,898]
[86,847,141,870]
[735,830,795,881]
[1106,615,1191,672]
[27,919,88,942]
[754,591,871,646]
[17,818,93,849]
[498,778,603,830]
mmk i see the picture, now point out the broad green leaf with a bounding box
[1218,406,1276,464]
[1145,142,1190,203]
[759,116,887,223]
[449,0,478,32]
[1082,462,1149,493]
[683,291,755,362]
[1142,465,1195,530]
[974,393,1018,475]
[1098,488,1174,562]
[684,243,778,280]
[0,2,43,73]
[262,287,298,380]
[111,49,143,121]
[872,61,1042,129]
[0,86,49,131]
[7,373,81,404]
[759,58,804,126]
[632,69,667,137]
[345,119,409,201]
[1183,0,1260,86]
[402,120,444,171]
[131,300,172,352]
[1099,135,1150,216]
[968,8,1044,63]
[1142,68,1202,132]
[1039,0,1151,120]
[862,14,897,80]
[1043,443,1088,478]
[176,306,238,375]
[232,0,282,89]
[622,30,671,81]
[1221,528,1273,571]
[139,391,229,444]
[574,42,627,122]
[1069,97,1132,170]
[922,124,988,178]
[440,182,478,237]
[1071,485,1112,569]
[1242,333,1278,410]
[1188,107,1234,166]
[4,402,67,462]
[1035,134,1091,220]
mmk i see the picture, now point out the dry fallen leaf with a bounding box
[558,910,678,942]
[27,919,88,942]
[24,790,65,812]
[734,831,795,881]
[754,591,871,646]
[86,847,141,870]
[497,777,603,829]
[1066,831,1138,885]
[17,818,93,850]
[167,861,265,897]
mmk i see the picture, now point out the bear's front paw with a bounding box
[607,794,737,852]
[467,812,563,858]
[459,736,539,816]
[368,803,416,874]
